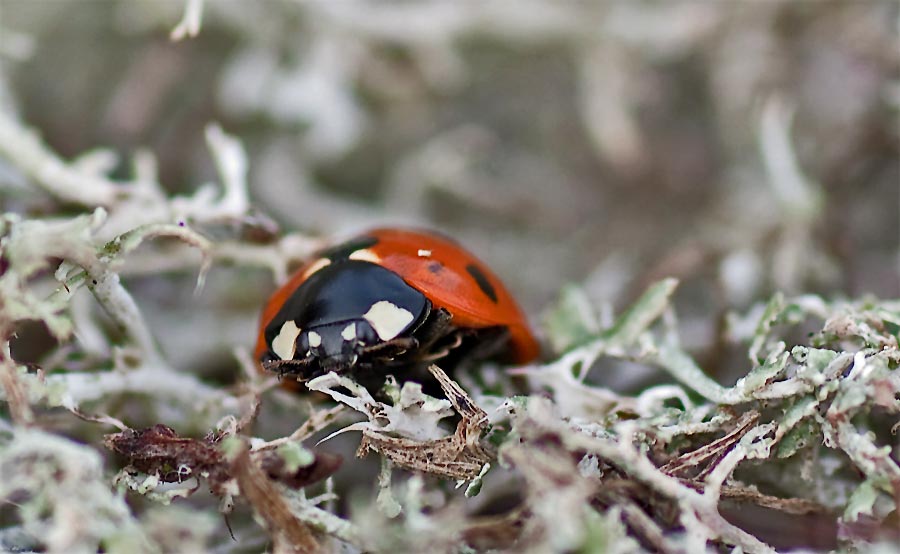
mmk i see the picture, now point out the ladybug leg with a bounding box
[417,332,464,362]
[464,326,512,360]
[261,357,314,380]
[361,336,419,358]
[411,308,456,352]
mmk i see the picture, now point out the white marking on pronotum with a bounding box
[307,331,322,348]
[341,323,357,341]
[348,249,381,263]
[302,258,331,279]
[363,301,414,341]
[272,321,300,360]
[417,249,431,257]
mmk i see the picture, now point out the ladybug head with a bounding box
[261,260,430,378]
[293,319,380,371]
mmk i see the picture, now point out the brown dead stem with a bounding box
[661,410,760,478]
[355,364,490,480]
[105,424,341,493]
[230,442,323,554]
[0,341,33,425]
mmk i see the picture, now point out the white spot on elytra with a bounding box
[302,258,331,279]
[272,321,300,360]
[307,331,322,348]
[363,301,414,341]
[348,249,381,263]
[341,322,357,341]
[417,249,431,257]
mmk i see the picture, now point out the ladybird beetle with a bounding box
[255,228,539,385]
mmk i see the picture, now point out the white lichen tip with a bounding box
[170,0,205,41]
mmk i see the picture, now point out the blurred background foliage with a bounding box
[1,0,897,411]
[0,1,898,550]
[3,2,897,299]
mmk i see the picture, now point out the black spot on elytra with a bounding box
[466,264,497,303]
[427,262,443,274]
[318,235,379,261]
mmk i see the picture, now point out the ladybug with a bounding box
[255,228,539,385]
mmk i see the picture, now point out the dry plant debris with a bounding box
[104,424,342,497]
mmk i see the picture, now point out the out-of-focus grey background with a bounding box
[1,1,897,386]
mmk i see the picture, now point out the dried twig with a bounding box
[661,410,760,478]
[356,365,491,480]
[253,404,348,451]
[229,441,323,554]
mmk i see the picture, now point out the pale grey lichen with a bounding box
[0,113,897,552]
[0,2,897,553]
